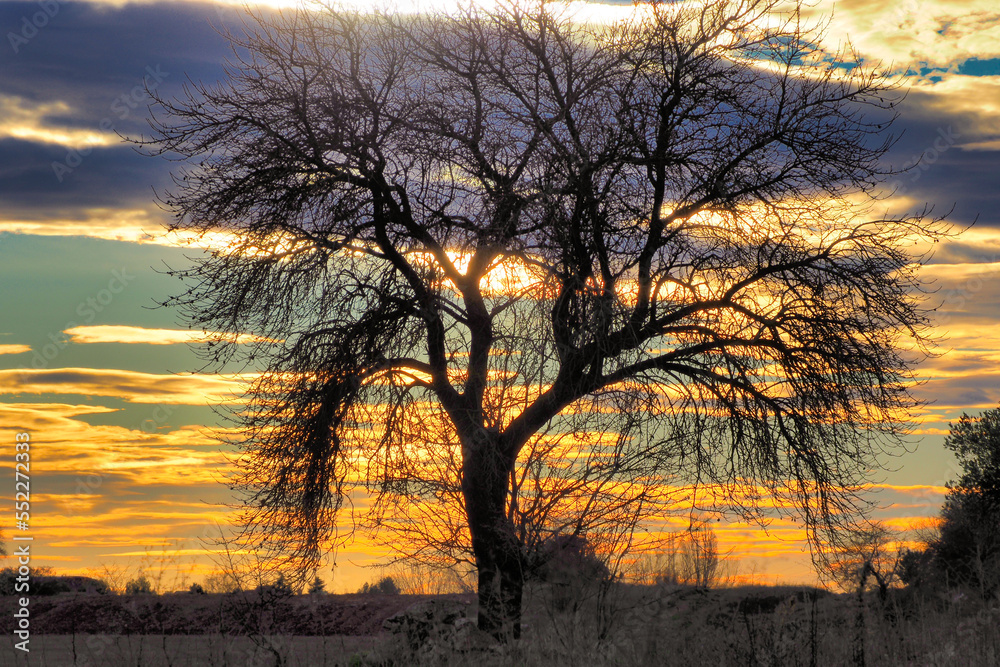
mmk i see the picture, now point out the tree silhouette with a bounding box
[819,521,903,603]
[902,406,1000,596]
[143,0,948,637]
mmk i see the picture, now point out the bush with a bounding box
[0,570,109,596]
[203,572,240,594]
[189,582,206,594]
[358,576,401,595]
[124,576,154,595]
[309,575,326,594]
[530,533,611,585]
[899,547,936,589]
[255,573,294,597]
[0,568,20,596]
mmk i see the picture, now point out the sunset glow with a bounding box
[0,0,997,595]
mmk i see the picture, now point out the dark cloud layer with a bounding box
[2,1,231,109]
[0,137,173,211]
[886,93,1000,227]
[1,1,997,231]
[0,1,236,215]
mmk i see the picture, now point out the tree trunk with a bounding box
[853,562,868,667]
[462,432,523,640]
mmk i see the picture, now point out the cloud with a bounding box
[0,1,232,216]
[0,94,118,148]
[0,344,31,355]
[0,399,950,589]
[912,374,1000,409]
[0,368,250,404]
[805,0,1000,72]
[919,228,1000,265]
[64,325,275,345]
[0,207,172,243]
[905,76,1000,151]
[0,207,261,250]
[0,401,238,562]
[0,401,119,423]
[868,483,949,497]
[785,5,1000,231]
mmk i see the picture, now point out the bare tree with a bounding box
[684,522,722,589]
[627,521,729,588]
[142,0,948,638]
[820,521,903,602]
[818,521,906,667]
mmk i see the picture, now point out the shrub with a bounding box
[358,576,401,595]
[531,533,610,586]
[124,576,154,595]
[203,571,240,594]
[256,573,295,597]
[309,575,326,594]
[899,547,936,589]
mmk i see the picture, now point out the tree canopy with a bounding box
[144,0,948,636]
[902,406,1000,596]
[944,407,1000,509]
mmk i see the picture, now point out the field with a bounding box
[0,584,997,666]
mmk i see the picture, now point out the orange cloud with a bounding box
[64,325,276,346]
[867,483,949,496]
[0,401,242,577]
[0,207,170,244]
[0,368,251,404]
[0,344,31,355]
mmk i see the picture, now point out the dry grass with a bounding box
[0,634,376,667]
[0,584,996,666]
[496,583,1000,667]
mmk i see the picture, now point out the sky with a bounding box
[0,0,998,592]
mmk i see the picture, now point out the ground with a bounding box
[0,585,996,666]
